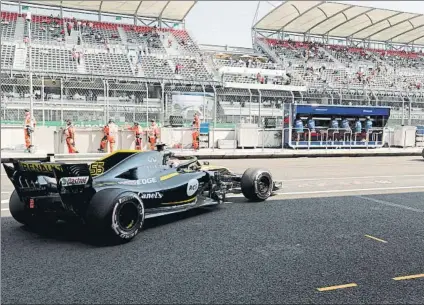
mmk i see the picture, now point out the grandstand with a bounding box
[1,0,423,129]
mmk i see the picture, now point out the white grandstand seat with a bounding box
[24,15,65,44]
[175,57,211,80]
[1,45,15,69]
[259,37,423,91]
[84,52,133,76]
[170,29,200,53]
[1,12,18,41]
[27,47,78,73]
[81,21,122,46]
[123,25,166,54]
[139,56,174,79]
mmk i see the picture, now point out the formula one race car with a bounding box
[3,150,282,243]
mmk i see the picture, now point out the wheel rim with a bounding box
[257,175,271,197]
[116,200,140,232]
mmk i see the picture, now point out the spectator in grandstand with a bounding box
[75,52,80,65]
[147,119,160,150]
[66,22,71,36]
[98,119,118,153]
[63,120,79,154]
[23,109,36,153]
[127,122,144,151]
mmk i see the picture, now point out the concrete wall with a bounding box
[1,125,56,152]
[1,125,408,153]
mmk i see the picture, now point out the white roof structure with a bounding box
[14,1,197,21]
[254,1,424,45]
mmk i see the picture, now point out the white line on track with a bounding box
[226,186,424,198]
[280,174,424,182]
[274,186,424,196]
[2,208,9,211]
[1,192,10,194]
[356,195,424,213]
[1,200,9,204]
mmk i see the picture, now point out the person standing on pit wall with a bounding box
[23,109,36,153]
[127,122,144,151]
[63,119,79,153]
[147,119,159,150]
[98,119,118,153]
[192,113,200,150]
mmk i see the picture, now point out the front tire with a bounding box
[85,189,145,243]
[241,168,273,202]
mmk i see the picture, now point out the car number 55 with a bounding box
[90,162,105,176]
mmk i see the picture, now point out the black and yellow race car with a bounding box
[3,150,281,243]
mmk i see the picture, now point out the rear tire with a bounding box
[9,190,56,228]
[9,190,30,225]
[85,189,145,244]
[241,168,273,202]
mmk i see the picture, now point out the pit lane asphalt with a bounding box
[1,156,424,304]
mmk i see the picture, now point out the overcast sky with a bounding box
[185,1,424,48]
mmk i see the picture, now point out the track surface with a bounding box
[2,156,424,304]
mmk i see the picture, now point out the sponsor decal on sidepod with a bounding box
[138,192,163,199]
[186,179,199,196]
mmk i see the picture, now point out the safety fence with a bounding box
[2,75,424,129]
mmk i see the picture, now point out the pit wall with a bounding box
[0,125,411,153]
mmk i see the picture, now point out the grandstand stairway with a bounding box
[162,32,180,56]
[204,56,221,81]
[368,51,395,72]
[66,30,79,46]
[14,17,25,42]
[12,46,27,70]
[318,47,345,69]
[255,38,285,67]
[77,55,87,74]
[166,58,183,79]
[117,27,128,46]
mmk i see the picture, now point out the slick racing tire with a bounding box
[9,190,31,225]
[85,189,145,244]
[9,190,56,227]
[241,168,273,202]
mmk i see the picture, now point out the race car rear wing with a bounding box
[3,161,95,203]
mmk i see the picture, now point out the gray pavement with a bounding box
[1,157,424,304]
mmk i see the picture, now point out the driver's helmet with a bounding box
[155,141,166,152]
[167,159,180,168]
